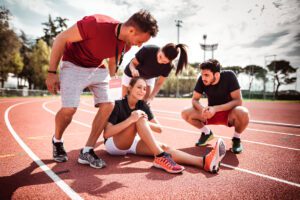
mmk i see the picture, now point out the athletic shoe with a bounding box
[52,140,68,162]
[231,137,243,154]
[78,149,106,169]
[153,152,185,174]
[203,138,226,173]
[195,130,214,146]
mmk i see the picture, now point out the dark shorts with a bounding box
[206,110,231,126]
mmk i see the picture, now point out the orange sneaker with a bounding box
[204,138,226,173]
[153,152,185,174]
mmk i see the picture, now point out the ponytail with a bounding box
[175,44,188,75]
[162,43,188,76]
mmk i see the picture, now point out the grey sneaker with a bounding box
[78,149,106,169]
[52,140,68,162]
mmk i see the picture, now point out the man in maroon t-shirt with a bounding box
[45,10,158,168]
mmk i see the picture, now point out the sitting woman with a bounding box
[122,43,188,104]
[104,77,226,174]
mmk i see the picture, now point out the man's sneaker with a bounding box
[196,130,214,146]
[78,149,106,169]
[52,140,68,162]
[231,137,243,154]
[153,152,185,174]
[203,138,226,173]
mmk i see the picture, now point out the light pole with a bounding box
[175,20,182,98]
[200,36,218,61]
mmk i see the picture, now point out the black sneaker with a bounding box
[52,140,68,162]
[195,130,214,146]
[78,149,106,169]
[231,137,243,154]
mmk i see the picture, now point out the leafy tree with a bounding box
[29,39,50,89]
[244,65,262,91]
[244,65,268,98]
[160,64,198,97]
[267,60,296,97]
[54,16,68,33]
[40,15,68,46]
[18,30,33,88]
[0,6,23,87]
[223,66,243,75]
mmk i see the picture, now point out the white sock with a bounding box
[83,146,93,153]
[200,126,210,135]
[53,136,63,143]
[233,132,241,139]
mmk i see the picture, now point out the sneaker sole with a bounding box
[78,158,106,169]
[153,163,185,174]
[231,147,243,154]
[53,157,68,162]
[195,134,214,146]
[209,138,226,173]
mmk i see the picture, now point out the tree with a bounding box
[19,30,34,88]
[244,65,268,98]
[29,39,50,89]
[0,6,23,87]
[223,66,243,75]
[267,60,296,98]
[54,16,68,33]
[40,15,68,46]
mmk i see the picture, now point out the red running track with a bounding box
[0,97,300,199]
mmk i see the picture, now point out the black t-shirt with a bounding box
[108,97,154,125]
[124,45,173,79]
[194,70,240,106]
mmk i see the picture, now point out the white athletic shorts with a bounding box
[104,136,140,155]
[59,61,113,107]
[122,73,155,87]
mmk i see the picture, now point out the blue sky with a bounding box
[2,0,300,72]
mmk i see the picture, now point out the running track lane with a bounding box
[2,99,82,200]
[1,97,300,199]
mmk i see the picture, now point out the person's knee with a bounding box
[234,106,250,126]
[181,109,189,121]
[57,107,77,121]
[60,107,77,116]
[136,117,148,126]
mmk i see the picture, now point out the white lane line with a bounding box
[161,125,300,151]
[43,101,91,128]
[155,115,300,137]
[80,102,300,134]
[76,107,300,138]
[5,100,83,200]
[43,100,300,188]
[151,109,300,128]
[221,164,300,188]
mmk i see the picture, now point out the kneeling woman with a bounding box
[104,77,226,174]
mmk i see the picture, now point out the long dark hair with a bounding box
[162,43,188,75]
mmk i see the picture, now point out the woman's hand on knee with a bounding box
[130,110,147,123]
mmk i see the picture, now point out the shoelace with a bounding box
[88,149,99,160]
[55,143,66,155]
[162,154,177,167]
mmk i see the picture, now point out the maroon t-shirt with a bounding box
[62,14,130,68]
